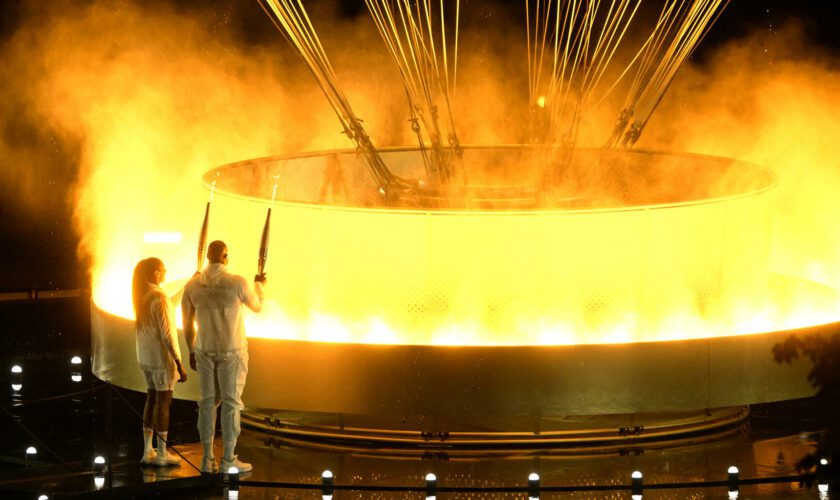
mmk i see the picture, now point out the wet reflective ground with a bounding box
[0,297,835,499]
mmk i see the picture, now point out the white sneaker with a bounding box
[152,450,181,466]
[220,455,252,473]
[201,456,219,474]
[140,449,157,465]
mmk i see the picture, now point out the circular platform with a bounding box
[241,406,751,454]
[90,146,836,450]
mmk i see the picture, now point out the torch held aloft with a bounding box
[257,208,271,279]
[197,202,210,272]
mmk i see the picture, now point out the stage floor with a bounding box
[0,297,834,498]
[0,430,830,498]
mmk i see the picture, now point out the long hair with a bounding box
[132,257,163,324]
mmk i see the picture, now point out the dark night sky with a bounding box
[0,1,837,292]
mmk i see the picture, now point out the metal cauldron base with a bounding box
[242,406,748,456]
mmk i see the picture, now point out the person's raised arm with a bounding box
[240,274,265,313]
[182,289,198,371]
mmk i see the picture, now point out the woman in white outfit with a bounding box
[132,257,188,466]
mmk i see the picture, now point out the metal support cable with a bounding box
[526,0,729,151]
[11,385,104,407]
[260,0,399,192]
[365,0,462,184]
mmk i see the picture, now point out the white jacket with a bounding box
[182,263,263,354]
[136,285,182,370]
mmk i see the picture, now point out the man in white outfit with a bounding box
[182,240,265,474]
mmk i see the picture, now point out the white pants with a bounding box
[195,350,248,459]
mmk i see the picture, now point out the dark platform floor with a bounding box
[0,297,835,499]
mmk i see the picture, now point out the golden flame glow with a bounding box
[4,3,838,346]
[92,183,840,346]
[143,232,182,244]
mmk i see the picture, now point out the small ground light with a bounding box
[93,455,106,473]
[727,465,739,493]
[631,470,643,496]
[38,495,48,500]
[818,457,830,487]
[25,446,36,467]
[425,472,437,497]
[71,356,82,365]
[11,365,22,374]
[528,472,540,497]
[228,466,240,499]
[228,466,240,487]
[820,458,829,473]
[321,470,334,496]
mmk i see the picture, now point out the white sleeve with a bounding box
[239,276,263,313]
[153,293,182,362]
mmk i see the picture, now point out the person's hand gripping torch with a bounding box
[255,207,270,284]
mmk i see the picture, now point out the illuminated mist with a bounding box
[1,2,839,345]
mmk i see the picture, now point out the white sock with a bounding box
[202,441,215,461]
[157,431,168,456]
[143,428,154,454]
[223,442,235,462]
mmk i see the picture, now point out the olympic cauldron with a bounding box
[92,146,838,450]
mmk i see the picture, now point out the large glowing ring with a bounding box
[91,146,833,446]
[200,146,779,346]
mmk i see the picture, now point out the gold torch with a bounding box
[256,207,271,282]
[196,202,210,273]
[168,201,210,305]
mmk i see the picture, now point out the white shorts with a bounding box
[142,367,177,392]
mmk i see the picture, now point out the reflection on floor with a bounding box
[1,375,829,498]
[3,432,826,498]
[0,298,833,498]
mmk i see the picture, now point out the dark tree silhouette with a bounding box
[773,329,840,482]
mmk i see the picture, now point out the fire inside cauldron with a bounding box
[201,145,796,346]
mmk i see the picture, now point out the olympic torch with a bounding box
[256,208,271,281]
[196,202,210,273]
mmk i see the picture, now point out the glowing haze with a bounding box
[2,2,840,345]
